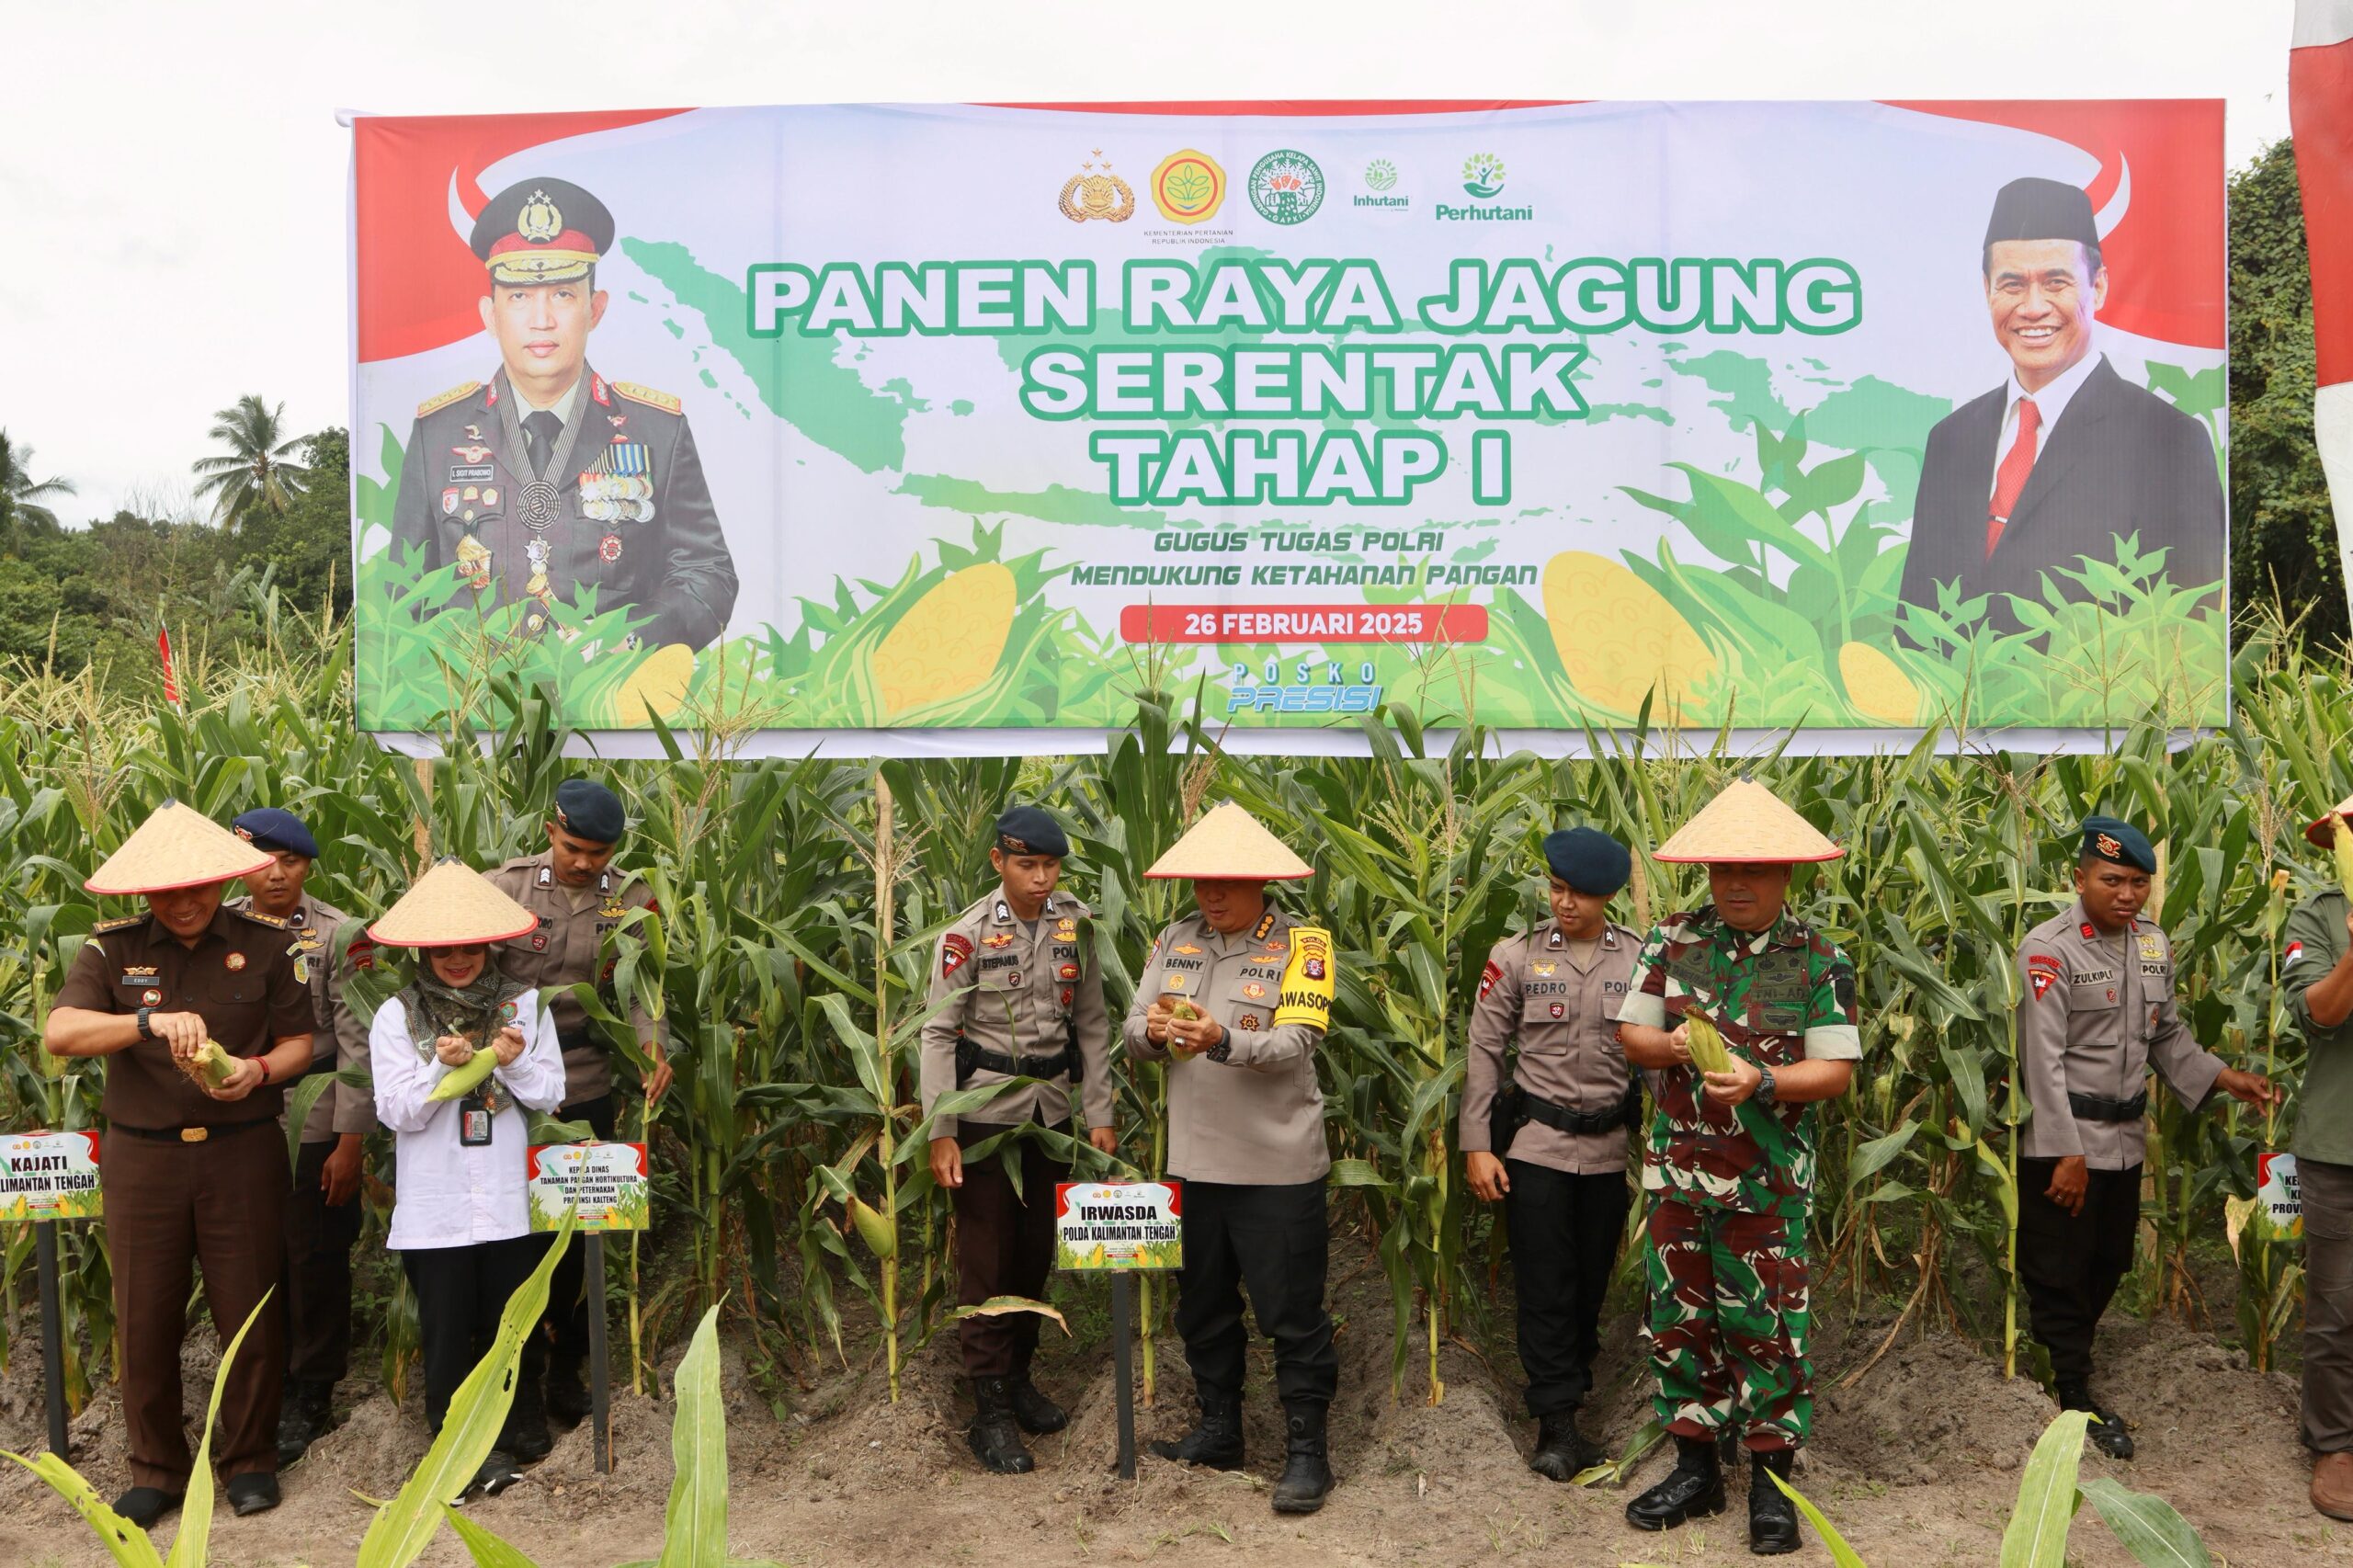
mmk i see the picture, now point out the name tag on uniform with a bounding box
[460,1097,494,1147]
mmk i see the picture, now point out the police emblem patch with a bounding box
[1059,963,1079,981]
[1304,959,1326,981]
[942,933,974,976]
[142,988,162,1006]
[1243,982,1266,999]
[599,534,622,562]
[2027,955,2062,1001]
[1061,987,1074,1007]
[225,953,247,971]
[442,487,460,515]
[1005,971,1021,987]
[1478,960,1502,1000]
[1549,1002,1565,1019]
[1239,1013,1261,1030]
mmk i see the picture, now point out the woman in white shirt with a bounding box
[367,858,565,1497]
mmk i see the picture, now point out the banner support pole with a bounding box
[37,1220,68,1460]
[587,1231,612,1473]
[1111,1270,1136,1480]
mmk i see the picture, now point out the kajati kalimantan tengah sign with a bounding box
[0,1131,101,1222]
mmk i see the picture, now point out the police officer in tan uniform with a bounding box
[1461,827,1640,1480]
[45,803,318,1526]
[920,806,1117,1473]
[225,808,377,1467]
[1127,802,1339,1516]
[2015,815,2275,1457]
[487,778,672,1439]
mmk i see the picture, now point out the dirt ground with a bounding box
[3,1240,2347,1568]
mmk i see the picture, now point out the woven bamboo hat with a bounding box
[1654,779,1844,865]
[85,800,275,895]
[2305,793,2353,850]
[368,858,539,947]
[1145,801,1313,881]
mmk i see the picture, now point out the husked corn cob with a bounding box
[1165,997,1202,1023]
[183,1040,237,1087]
[428,1047,498,1103]
[1683,1010,1734,1076]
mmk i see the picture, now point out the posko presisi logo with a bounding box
[1247,149,1324,224]
[1150,149,1227,224]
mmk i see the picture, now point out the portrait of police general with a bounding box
[390,177,741,653]
[1896,176,2225,637]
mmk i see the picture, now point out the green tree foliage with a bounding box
[190,392,310,529]
[0,428,75,554]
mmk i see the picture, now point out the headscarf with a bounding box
[400,959,531,1110]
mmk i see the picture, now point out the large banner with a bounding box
[349,101,2227,751]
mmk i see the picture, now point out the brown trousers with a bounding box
[2305,1157,2353,1453]
[952,1123,1068,1379]
[108,1123,287,1488]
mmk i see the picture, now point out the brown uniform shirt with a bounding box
[229,893,377,1142]
[1123,907,1332,1187]
[1459,919,1639,1175]
[57,903,314,1131]
[919,889,1114,1137]
[2016,898,2225,1167]
[487,851,667,1108]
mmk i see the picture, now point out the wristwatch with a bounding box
[136,1006,157,1040]
[1755,1064,1779,1108]
[1206,1022,1233,1064]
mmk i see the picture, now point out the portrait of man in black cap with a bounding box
[389,176,740,653]
[1896,176,2224,638]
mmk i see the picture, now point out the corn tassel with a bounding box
[428,1048,498,1103]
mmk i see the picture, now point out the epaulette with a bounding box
[235,907,293,930]
[417,381,483,418]
[611,381,682,415]
[92,915,146,935]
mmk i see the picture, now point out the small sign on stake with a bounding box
[2258,1150,2304,1242]
[529,1141,650,1477]
[1056,1179,1182,1482]
[3,1130,100,1463]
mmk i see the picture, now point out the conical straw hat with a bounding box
[85,800,275,895]
[1145,801,1313,881]
[2305,793,2353,850]
[1653,779,1844,864]
[368,858,540,947]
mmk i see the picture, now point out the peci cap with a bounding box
[1653,779,1843,865]
[1984,176,2101,257]
[472,178,614,287]
[552,778,626,845]
[232,806,320,861]
[1543,826,1631,896]
[995,805,1070,860]
[368,858,540,948]
[1145,801,1313,881]
[86,801,276,896]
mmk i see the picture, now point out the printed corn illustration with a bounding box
[1683,1010,1734,1076]
[868,562,1016,720]
[612,642,696,727]
[427,1047,498,1103]
[1540,551,1717,715]
[1838,642,1920,724]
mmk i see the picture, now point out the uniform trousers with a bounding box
[1505,1160,1631,1416]
[108,1121,288,1488]
[951,1120,1069,1378]
[402,1234,543,1435]
[2018,1157,2141,1383]
[1646,1197,1812,1450]
[284,1137,363,1389]
[2303,1157,2353,1453]
[540,1093,617,1372]
[1173,1178,1339,1407]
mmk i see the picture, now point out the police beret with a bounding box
[553,778,627,845]
[232,807,319,860]
[2078,815,2155,874]
[472,177,614,287]
[1984,176,2100,256]
[1542,826,1631,896]
[995,805,1070,859]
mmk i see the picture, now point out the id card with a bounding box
[459,1096,494,1148]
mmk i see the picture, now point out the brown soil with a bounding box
[1,1240,2345,1568]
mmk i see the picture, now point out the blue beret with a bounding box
[995,805,1070,859]
[231,807,318,860]
[553,778,627,845]
[1542,826,1631,896]
[2079,815,2155,874]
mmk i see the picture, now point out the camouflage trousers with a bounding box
[1644,1197,1812,1451]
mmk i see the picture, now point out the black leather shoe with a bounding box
[503,1372,553,1464]
[1748,1449,1801,1555]
[464,1449,522,1501]
[2057,1381,2134,1460]
[112,1486,182,1528]
[1148,1387,1245,1470]
[225,1471,279,1517]
[546,1358,592,1426]
[1270,1403,1334,1515]
[276,1380,331,1467]
[1626,1435,1727,1531]
[968,1377,1036,1474]
[1007,1372,1068,1435]
[1528,1412,1604,1481]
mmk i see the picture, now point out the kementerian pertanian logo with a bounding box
[1151,149,1227,224]
[1248,150,1324,224]
[1461,153,1506,199]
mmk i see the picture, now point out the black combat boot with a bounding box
[502,1369,553,1464]
[275,1379,333,1466]
[1527,1411,1604,1480]
[1148,1386,1245,1470]
[968,1377,1036,1473]
[1626,1434,1727,1530]
[1748,1449,1801,1555]
[546,1356,592,1426]
[2056,1380,2133,1459]
[1007,1370,1069,1435]
[1269,1402,1334,1515]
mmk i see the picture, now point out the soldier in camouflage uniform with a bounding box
[1615,782,1859,1558]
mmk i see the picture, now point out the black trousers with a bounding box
[1173,1178,1339,1407]
[404,1234,543,1435]
[540,1094,618,1369]
[951,1121,1069,1378]
[2018,1157,2141,1382]
[284,1137,364,1389]
[1504,1160,1631,1417]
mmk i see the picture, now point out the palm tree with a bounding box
[190,394,309,529]
[0,428,76,554]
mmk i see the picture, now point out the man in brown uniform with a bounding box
[44,802,318,1526]
[1127,802,1339,1516]
[920,806,1117,1473]
[1461,826,1641,1479]
[226,807,377,1467]
[487,778,672,1437]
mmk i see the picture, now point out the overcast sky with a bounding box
[0,0,2302,524]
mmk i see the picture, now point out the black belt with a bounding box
[2067,1089,2149,1123]
[114,1117,274,1144]
[956,1040,1078,1085]
[556,1028,597,1054]
[1521,1083,1643,1137]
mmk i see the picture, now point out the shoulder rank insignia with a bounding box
[611,381,682,415]
[235,907,292,929]
[417,381,484,418]
[1252,910,1279,941]
[93,914,146,934]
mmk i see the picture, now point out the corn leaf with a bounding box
[657,1306,728,1568]
[0,1451,166,1568]
[166,1291,270,1568]
[439,1505,543,1568]
[2078,1476,2213,1568]
[2000,1410,2091,1568]
[1765,1468,1870,1568]
[946,1295,1069,1333]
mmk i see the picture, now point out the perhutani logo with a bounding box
[1151,148,1227,224]
[1356,157,1407,210]
[1248,150,1324,224]
[1437,151,1532,222]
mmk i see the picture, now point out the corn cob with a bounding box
[1683,1009,1734,1076]
[848,1195,897,1260]
[183,1040,237,1087]
[427,1046,498,1103]
[1165,997,1202,1023]
[2332,812,2353,895]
